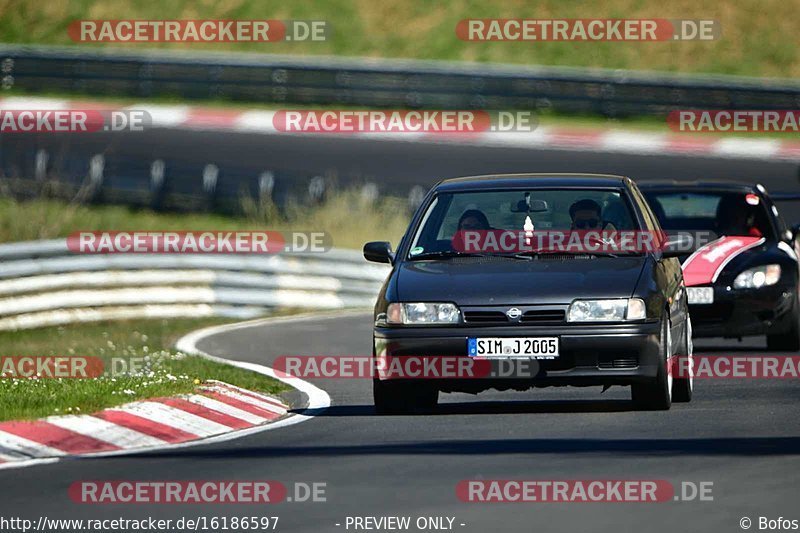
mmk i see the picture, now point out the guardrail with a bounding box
[0,119,421,215]
[3,45,799,217]
[3,45,800,116]
[0,239,387,331]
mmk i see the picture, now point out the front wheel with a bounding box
[373,379,438,415]
[671,317,693,403]
[631,316,672,411]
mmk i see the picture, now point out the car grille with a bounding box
[598,358,638,369]
[520,309,566,323]
[463,311,508,323]
[462,308,566,325]
[688,303,732,323]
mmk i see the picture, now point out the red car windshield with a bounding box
[643,191,774,240]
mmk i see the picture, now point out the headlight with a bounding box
[567,298,646,322]
[386,302,460,324]
[733,265,781,289]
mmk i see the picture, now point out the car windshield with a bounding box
[643,191,774,240]
[408,188,639,258]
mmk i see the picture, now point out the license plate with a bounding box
[468,337,559,359]
[687,287,714,305]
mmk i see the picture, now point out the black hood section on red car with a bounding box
[395,255,648,306]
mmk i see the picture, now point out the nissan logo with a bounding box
[506,307,522,320]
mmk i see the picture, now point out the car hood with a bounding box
[395,256,647,306]
[714,240,795,284]
[681,237,790,286]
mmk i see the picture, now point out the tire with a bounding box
[373,379,438,415]
[631,315,672,411]
[767,296,800,351]
[671,316,693,403]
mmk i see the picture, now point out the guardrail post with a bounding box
[308,175,326,205]
[34,149,48,181]
[408,185,426,212]
[150,158,167,211]
[202,163,219,211]
[86,154,105,203]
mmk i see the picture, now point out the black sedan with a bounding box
[363,173,693,413]
[640,181,800,350]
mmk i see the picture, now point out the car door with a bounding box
[630,182,689,337]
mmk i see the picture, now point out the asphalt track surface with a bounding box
[1,135,800,532]
[7,128,800,202]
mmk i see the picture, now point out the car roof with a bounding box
[637,180,759,193]
[435,173,630,192]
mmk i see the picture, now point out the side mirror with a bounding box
[363,241,394,264]
[791,223,800,241]
[661,234,695,258]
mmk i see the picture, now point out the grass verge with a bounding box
[0,190,395,422]
[0,316,292,422]
[0,188,410,248]
[0,1,798,77]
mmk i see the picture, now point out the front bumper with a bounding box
[373,322,662,393]
[688,282,795,338]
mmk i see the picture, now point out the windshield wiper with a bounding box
[409,250,545,261]
[509,250,622,259]
[408,250,491,260]
[505,250,542,260]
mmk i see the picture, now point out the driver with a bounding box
[569,199,616,230]
[452,209,492,253]
[716,196,762,237]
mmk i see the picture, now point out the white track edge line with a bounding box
[0,310,345,468]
